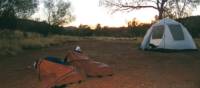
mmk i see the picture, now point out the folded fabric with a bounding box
[65,51,114,77]
[35,58,84,88]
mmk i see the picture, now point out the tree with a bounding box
[78,24,91,30]
[100,0,200,19]
[127,18,141,39]
[0,0,38,19]
[165,0,200,18]
[95,23,102,30]
[128,18,139,28]
[44,0,74,26]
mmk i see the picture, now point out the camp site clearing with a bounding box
[0,39,200,88]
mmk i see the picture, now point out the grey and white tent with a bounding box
[140,18,197,50]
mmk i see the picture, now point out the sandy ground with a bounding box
[0,39,200,88]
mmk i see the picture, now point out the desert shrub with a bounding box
[195,39,200,48]
[0,30,70,55]
[0,40,23,55]
[0,30,23,55]
[177,16,200,38]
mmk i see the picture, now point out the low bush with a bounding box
[0,30,70,55]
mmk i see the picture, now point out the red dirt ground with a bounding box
[0,39,200,88]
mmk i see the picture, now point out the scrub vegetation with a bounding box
[1,16,200,55]
[0,30,68,55]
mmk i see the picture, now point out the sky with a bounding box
[32,0,200,27]
[67,0,157,27]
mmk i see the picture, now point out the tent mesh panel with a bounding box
[168,24,184,40]
[152,25,164,39]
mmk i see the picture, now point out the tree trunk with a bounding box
[158,0,167,19]
[158,9,163,19]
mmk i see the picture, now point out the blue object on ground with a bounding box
[45,56,65,64]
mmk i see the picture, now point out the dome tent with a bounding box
[140,18,197,51]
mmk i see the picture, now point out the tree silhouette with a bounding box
[165,0,200,18]
[100,0,200,19]
[95,23,102,30]
[128,18,139,28]
[0,0,38,19]
[44,0,74,26]
[79,24,91,30]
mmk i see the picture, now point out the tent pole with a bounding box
[164,18,166,49]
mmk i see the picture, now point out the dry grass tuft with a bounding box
[0,30,71,55]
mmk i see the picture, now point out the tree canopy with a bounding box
[44,0,74,26]
[100,0,200,19]
[0,0,38,19]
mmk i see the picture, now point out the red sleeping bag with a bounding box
[65,51,113,77]
[36,59,84,88]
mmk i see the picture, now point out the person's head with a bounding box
[74,45,81,53]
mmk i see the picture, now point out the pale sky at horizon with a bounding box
[67,0,158,27]
[32,0,200,27]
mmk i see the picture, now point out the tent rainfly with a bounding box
[140,18,197,50]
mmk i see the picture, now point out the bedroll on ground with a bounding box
[65,51,114,77]
[35,58,84,88]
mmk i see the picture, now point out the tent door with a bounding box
[149,25,165,49]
